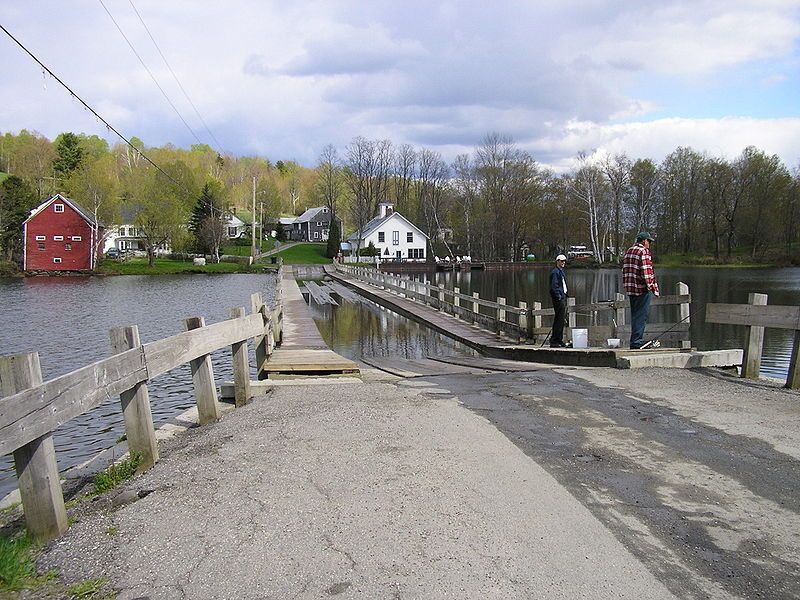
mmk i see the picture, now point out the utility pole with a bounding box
[251,176,257,259]
[259,201,264,242]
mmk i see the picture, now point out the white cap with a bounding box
[556,254,567,261]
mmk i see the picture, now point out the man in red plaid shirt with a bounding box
[622,232,660,349]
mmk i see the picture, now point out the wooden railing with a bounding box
[706,293,799,389]
[0,267,284,542]
[335,263,691,347]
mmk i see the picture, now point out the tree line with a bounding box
[1,128,798,268]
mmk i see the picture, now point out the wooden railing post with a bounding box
[497,297,506,330]
[787,331,800,390]
[533,302,542,339]
[230,307,252,407]
[110,326,159,471]
[472,292,480,323]
[251,292,268,370]
[519,301,531,339]
[742,293,768,379]
[567,297,576,340]
[0,353,68,542]
[677,282,691,349]
[438,284,446,311]
[614,293,626,339]
[183,317,221,425]
[453,287,461,319]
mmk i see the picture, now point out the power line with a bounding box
[127,0,224,154]
[97,0,205,147]
[0,22,182,188]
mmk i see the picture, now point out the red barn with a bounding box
[23,194,102,272]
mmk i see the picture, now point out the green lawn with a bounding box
[97,258,278,275]
[221,238,277,256]
[271,243,331,264]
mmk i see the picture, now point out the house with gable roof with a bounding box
[23,193,103,271]
[285,206,341,242]
[345,202,428,262]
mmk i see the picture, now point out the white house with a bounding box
[225,213,246,239]
[103,224,172,256]
[346,203,428,262]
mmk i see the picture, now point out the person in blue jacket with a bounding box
[549,254,568,347]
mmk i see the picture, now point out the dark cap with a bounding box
[636,231,654,242]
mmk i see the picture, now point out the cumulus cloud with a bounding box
[0,0,798,168]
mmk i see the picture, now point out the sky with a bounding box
[1,0,799,171]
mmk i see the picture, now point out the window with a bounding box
[54,235,64,241]
[71,236,82,241]
[313,231,319,239]
[322,207,329,213]
[407,232,413,243]
[409,248,425,259]
[396,251,402,259]
[35,235,46,241]
[64,243,72,251]
[392,231,399,245]
[54,204,64,213]
[317,221,323,226]
[228,227,237,237]
[378,232,385,243]
[53,257,62,264]
[37,243,45,250]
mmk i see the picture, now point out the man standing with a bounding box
[622,232,660,349]
[549,254,568,348]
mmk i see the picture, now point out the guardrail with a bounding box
[0,267,284,542]
[706,293,799,389]
[335,263,691,346]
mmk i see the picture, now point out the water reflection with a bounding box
[386,265,800,380]
[0,274,277,498]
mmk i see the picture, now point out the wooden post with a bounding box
[0,353,68,542]
[438,284,446,311]
[614,293,626,339]
[787,330,800,390]
[533,302,542,340]
[230,307,252,407]
[472,292,480,323]
[184,317,221,425]
[519,301,531,339]
[567,297,576,341]
[742,293,768,379]
[110,326,159,471]
[251,292,268,371]
[677,282,691,349]
[453,287,461,319]
[497,297,506,325]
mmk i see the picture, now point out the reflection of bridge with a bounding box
[328,264,742,370]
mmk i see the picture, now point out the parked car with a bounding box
[105,248,121,259]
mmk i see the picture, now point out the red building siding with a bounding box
[24,197,96,271]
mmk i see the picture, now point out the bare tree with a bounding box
[416,148,450,257]
[315,144,342,216]
[568,152,607,262]
[451,153,478,257]
[393,144,417,219]
[629,158,659,234]
[602,153,631,257]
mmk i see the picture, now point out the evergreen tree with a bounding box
[53,132,84,180]
[326,217,341,258]
[0,175,37,262]
[189,181,226,259]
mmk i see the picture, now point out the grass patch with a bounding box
[221,238,276,256]
[97,257,277,276]
[272,243,331,265]
[92,453,143,496]
[0,531,37,590]
[67,576,115,599]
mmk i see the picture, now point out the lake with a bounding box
[2,266,799,498]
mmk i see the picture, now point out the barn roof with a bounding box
[23,193,98,226]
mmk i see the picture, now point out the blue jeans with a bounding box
[629,293,652,348]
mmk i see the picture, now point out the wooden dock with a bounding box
[326,266,742,370]
[260,267,360,378]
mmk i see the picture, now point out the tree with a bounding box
[53,132,84,180]
[629,159,659,235]
[602,153,631,257]
[568,153,608,262]
[315,144,343,220]
[189,181,227,262]
[0,176,37,263]
[66,154,120,260]
[326,217,341,259]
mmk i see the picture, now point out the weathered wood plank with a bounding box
[1,353,68,542]
[0,348,147,456]
[143,313,264,379]
[110,326,158,470]
[184,317,220,425]
[706,302,800,330]
[230,307,252,407]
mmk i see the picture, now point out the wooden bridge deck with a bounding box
[260,267,360,378]
[326,266,742,370]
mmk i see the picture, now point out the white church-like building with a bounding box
[345,203,429,262]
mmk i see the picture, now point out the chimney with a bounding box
[379,202,394,218]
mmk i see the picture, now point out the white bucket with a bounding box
[572,328,588,349]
